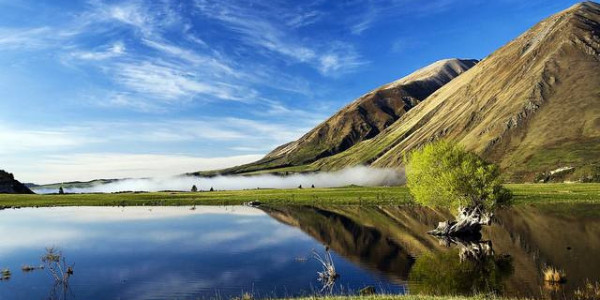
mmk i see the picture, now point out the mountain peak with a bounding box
[201,58,478,175]
[386,58,479,89]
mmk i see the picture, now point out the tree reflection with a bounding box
[409,239,513,296]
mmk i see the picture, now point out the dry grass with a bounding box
[542,267,566,283]
[574,280,600,300]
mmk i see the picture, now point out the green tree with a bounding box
[58,186,64,195]
[405,141,511,235]
[191,185,198,192]
[405,140,511,211]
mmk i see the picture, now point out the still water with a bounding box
[0,204,599,299]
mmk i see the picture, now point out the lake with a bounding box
[0,204,598,299]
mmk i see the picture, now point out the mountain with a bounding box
[196,58,478,175]
[0,170,34,194]
[311,1,600,181]
[198,2,599,182]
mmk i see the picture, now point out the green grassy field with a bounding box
[0,183,598,208]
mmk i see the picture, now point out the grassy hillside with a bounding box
[309,2,600,182]
[194,59,477,176]
[196,3,600,183]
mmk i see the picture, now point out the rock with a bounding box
[428,206,492,237]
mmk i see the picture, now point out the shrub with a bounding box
[405,141,511,211]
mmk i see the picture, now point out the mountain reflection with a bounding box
[263,204,600,299]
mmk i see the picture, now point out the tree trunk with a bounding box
[428,206,492,237]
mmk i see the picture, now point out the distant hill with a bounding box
[29,179,122,193]
[0,170,34,194]
[196,2,600,182]
[195,58,478,176]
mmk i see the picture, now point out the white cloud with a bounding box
[72,41,125,60]
[17,153,264,184]
[0,124,97,154]
[194,0,366,76]
[113,60,252,102]
[0,116,318,183]
[0,27,56,50]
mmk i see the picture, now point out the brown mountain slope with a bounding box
[200,58,477,175]
[312,2,600,181]
[0,170,34,194]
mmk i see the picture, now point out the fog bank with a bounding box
[36,166,405,194]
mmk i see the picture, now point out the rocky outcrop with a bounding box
[0,170,34,194]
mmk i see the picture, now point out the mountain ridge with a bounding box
[195,58,478,176]
[197,1,600,182]
[312,1,600,181]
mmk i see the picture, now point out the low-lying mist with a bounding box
[35,166,405,194]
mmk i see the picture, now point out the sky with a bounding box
[0,0,581,184]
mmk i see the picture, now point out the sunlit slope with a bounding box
[196,59,477,176]
[313,2,600,181]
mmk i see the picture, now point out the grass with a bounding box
[542,267,566,283]
[0,184,598,208]
[275,296,527,300]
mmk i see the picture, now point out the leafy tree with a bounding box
[58,186,64,195]
[191,185,198,192]
[405,141,511,211]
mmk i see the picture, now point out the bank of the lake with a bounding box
[0,183,599,208]
[279,296,527,300]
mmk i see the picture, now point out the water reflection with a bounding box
[0,206,398,299]
[409,240,513,296]
[0,204,598,299]
[264,204,600,299]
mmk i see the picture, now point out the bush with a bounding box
[405,141,511,211]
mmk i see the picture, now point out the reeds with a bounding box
[42,247,74,284]
[543,266,566,283]
[0,268,10,280]
[313,248,339,293]
[574,280,600,300]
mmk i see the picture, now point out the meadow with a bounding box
[1,183,598,208]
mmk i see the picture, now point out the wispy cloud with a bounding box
[194,0,366,76]
[16,153,264,184]
[0,117,314,156]
[347,0,459,35]
[111,60,254,103]
[0,27,58,50]
[71,41,126,60]
[0,124,98,154]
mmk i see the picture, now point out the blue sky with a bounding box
[0,0,580,183]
